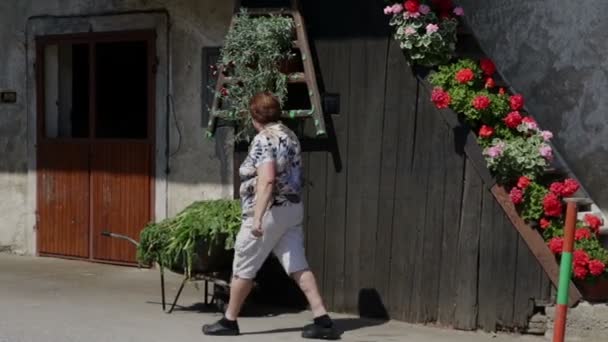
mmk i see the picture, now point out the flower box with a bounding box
[575,277,608,302]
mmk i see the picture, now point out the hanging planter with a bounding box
[384,0,463,68]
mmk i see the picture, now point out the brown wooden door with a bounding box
[36,31,155,264]
[37,143,90,258]
[91,143,152,263]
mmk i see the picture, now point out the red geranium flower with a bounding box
[478,125,494,138]
[220,87,229,96]
[561,178,580,197]
[549,182,565,196]
[574,250,590,267]
[548,237,563,254]
[589,260,606,276]
[404,0,420,13]
[543,193,563,217]
[431,88,451,109]
[472,95,491,110]
[479,58,496,76]
[584,214,603,232]
[573,265,588,280]
[540,218,551,230]
[455,68,475,84]
[485,77,495,89]
[510,187,524,205]
[517,176,531,189]
[510,94,524,110]
[575,228,592,241]
[499,87,506,95]
[503,111,523,129]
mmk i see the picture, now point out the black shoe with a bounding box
[301,323,341,340]
[202,318,240,336]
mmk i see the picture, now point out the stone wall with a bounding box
[459,0,608,214]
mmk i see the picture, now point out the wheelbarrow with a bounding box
[101,231,232,314]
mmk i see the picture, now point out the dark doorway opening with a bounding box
[95,41,148,139]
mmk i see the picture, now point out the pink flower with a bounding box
[522,117,538,131]
[385,4,404,15]
[419,4,431,15]
[404,11,421,19]
[405,27,417,36]
[484,141,505,158]
[426,24,439,34]
[541,130,553,141]
[539,144,553,160]
[453,7,465,16]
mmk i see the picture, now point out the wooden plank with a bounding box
[301,152,310,250]
[343,37,366,313]
[417,85,447,323]
[453,158,483,330]
[355,37,389,316]
[305,150,327,291]
[495,212,518,327]
[316,39,350,312]
[477,187,498,331]
[387,66,419,321]
[437,126,466,326]
[403,78,432,323]
[513,236,540,329]
[372,40,406,317]
[490,185,582,307]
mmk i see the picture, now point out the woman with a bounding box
[203,92,339,340]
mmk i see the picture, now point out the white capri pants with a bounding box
[232,202,309,279]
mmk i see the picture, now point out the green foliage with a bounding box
[429,59,482,89]
[389,10,458,67]
[212,10,295,140]
[137,199,241,277]
[576,236,608,265]
[485,136,548,183]
[520,182,549,222]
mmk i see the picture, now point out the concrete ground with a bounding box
[0,254,542,342]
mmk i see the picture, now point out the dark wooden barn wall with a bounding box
[295,0,552,331]
[297,42,552,331]
[221,0,553,331]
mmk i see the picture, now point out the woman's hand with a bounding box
[252,220,264,238]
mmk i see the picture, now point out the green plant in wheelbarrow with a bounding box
[136,199,241,278]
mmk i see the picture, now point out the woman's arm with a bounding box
[252,162,276,237]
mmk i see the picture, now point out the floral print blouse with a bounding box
[239,123,302,220]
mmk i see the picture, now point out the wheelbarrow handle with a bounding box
[101,231,140,247]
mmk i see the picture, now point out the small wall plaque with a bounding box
[1,91,17,103]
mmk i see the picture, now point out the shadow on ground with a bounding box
[240,317,388,336]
